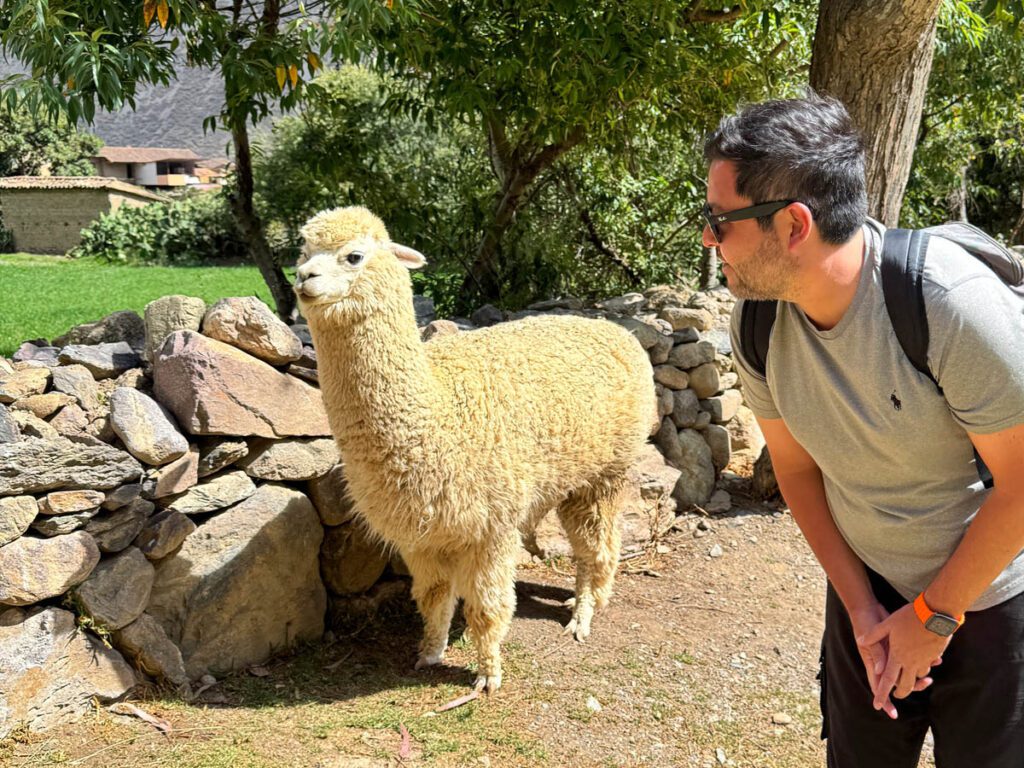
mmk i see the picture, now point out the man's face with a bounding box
[704,160,797,301]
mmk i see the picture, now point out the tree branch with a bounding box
[580,208,642,286]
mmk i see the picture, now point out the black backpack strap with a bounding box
[880,228,993,488]
[738,299,778,379]
[880,229,935,385]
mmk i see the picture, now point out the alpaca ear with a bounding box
[389,242,427,270]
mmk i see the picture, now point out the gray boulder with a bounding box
[113,613,188,687]
[147,484,326,679]
[672,429,716,508]
[0,531,100,606]
[0,607,135,738]
[202,297,303,366]
[52,310,146,351]
[58,342,143,380]
[0,438,142,496]
[0,496,38,546]
[110,388,189,465]
[321,523,389,595]
[144,295,207,363]
[73,547,155,630]
[164,470,256,516]
[237,437,340,481]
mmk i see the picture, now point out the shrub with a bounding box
[72,191,249,265]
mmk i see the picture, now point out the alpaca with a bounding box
[295,207,657,692]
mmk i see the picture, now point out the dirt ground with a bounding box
[1,488,936,768]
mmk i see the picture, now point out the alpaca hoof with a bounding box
[415,652,444,670]
[562,616,591,642]
[473,673,502,693]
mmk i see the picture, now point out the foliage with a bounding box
[0,218,14,254]
[72,191,248,266]
[362,0,818,307]
[903,1,1024,241]
[0,252,273,356]
[0,106,103,177]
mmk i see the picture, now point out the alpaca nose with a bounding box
[297,264,321,281]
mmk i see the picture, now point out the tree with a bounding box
[0,106,103,177]
[810,0,1024,226]
[0,0,400,319]
[370,0,808,308]
[809,0,945,226]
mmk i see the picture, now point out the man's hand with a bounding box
[859,603,950,716]
[848,603,901,719]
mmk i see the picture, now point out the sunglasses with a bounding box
[701,200,795,244]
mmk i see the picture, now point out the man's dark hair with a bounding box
[703,93,868,244]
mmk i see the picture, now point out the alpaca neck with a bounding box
[310,297,443,477]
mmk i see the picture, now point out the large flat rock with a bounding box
[153,331,331,437]
[0,438,142,496]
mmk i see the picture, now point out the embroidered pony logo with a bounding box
[890,391,902,411]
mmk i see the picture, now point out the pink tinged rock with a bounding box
[153,331,331,438]
[0,438,142,495]
[142,444,200,499]
[0,607,135,738]
[202,297,303,366]
[0,531,101,606]
[49,403,91,439]
[109,388,189,466]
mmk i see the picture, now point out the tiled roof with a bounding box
[96,146,202,163]
[0,176,168,201]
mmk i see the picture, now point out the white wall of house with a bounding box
[135,163,159,186]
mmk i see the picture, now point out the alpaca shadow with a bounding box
[192,578,577,709]
[514,580,574,624]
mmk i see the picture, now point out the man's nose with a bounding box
[702,223,718,249]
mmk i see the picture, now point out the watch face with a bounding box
[925,614,959,637]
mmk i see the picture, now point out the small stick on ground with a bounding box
[433,689,480,713]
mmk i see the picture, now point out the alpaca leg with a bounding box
[457,539,518,693]
[406,554,456,669]
[556,478,625,642]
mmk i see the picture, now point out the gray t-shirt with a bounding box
[731,219,1024,611]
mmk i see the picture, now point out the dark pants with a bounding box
[821,570,1024,768]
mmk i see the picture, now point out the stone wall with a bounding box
[0,285,757,737]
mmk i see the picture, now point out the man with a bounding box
[705,94,1024,767]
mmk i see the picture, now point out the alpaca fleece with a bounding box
[296,207,657,692]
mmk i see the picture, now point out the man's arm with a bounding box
[864,422,1024,704]
[759,417,918,718]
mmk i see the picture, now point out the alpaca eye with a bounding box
[346,251,364,266]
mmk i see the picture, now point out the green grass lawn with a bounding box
[1,253,284,357]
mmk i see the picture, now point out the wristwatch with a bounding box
[913,592,964,637]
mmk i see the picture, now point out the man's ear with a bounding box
[389,242,427,270]
[786,202,814,249]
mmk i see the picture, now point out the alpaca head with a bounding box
[294,206,426,320]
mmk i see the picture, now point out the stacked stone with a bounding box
[0,296,334,737]
[1,285,759,738]
[451,285,757,515]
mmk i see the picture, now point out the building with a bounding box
[0,176,167,254]
[93,147,205,189]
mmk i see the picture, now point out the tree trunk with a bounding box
[459,128,584,308]
[229,116,295,321]
[699,246,719,290]
[809,0,943,226]
[1011,187,1024,246]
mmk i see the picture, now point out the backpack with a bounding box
[738,221,1024,488]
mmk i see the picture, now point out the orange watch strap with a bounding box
[914,592,965,629]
